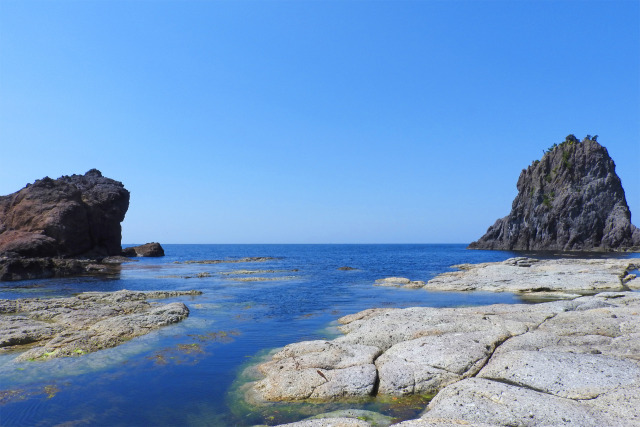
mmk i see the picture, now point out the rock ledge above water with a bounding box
[0,289,201,361]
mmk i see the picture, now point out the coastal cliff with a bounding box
[469,135,640,251]
[0,169,129,258]
[0,169,132,281]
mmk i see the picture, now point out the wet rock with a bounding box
[122,242,165,257]
[338,267,358,271]
[275,419,371,427]
[102,255,138,264]
[0,316,63,347]
[178,257,277,264]
[304,409,392,426]
[0,289,201,361]
[0,257,87,281]
[229,276,297,282]
[394,419,495,427]
[374,277,425,289]
[468,136,640,251]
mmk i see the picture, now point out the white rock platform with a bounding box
[244,258,640,426]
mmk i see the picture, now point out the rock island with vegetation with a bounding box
[469,135,640,251]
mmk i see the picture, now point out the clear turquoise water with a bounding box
[0,244,637,426]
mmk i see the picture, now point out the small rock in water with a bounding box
[122,242,165,257]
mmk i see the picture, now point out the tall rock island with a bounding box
[469,136,640,252]
[0,169,130,258]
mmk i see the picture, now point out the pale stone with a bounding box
[376,329,511,395]
[251,341,381,401]
[423,378,613,426]
[478,349,640,399]
[424,258,637,294]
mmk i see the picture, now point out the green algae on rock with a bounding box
[0,289,202,362]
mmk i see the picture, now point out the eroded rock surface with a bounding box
[0,289,201,361]
[469,136,640,251]
[250,340,381,401]
[0,169,133,281]
[0,169,129,258]
[256,289,640,426]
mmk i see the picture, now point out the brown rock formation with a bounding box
[122,242,165,257]
[0,169,129,258]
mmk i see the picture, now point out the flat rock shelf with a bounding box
[0,289,201,361]
[376,257,640,297]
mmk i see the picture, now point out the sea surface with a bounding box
[1,244,638,426]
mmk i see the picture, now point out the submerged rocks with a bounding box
[122,242,165,257]
[0,289,201,361]
[420,378,617,426]
[176,257,277,265]
[250,289,640,426]
[374,277,425,289]
[469,136,640,252]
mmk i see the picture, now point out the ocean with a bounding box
[1,244,637,426]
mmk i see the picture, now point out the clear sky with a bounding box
[1,0,638,244]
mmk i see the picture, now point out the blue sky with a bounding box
[1,0,638,244]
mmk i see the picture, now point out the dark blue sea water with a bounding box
[0,244,638,426]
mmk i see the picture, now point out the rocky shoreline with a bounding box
[243,258,640,426]
[375,257,639,297]
[0,289,201,362]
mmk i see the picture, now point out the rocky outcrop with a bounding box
[372,257,639,296]
[250,287,640,426]
[0,257,97,281]
[0,169,130,258]
[0,289,201,361]
[122,242,165,257]
[422,257,639,295]
[469,136,640,251]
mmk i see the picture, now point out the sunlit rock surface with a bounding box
[469,137,640,251]
[422,257,638,294]
[256,280,640,426]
